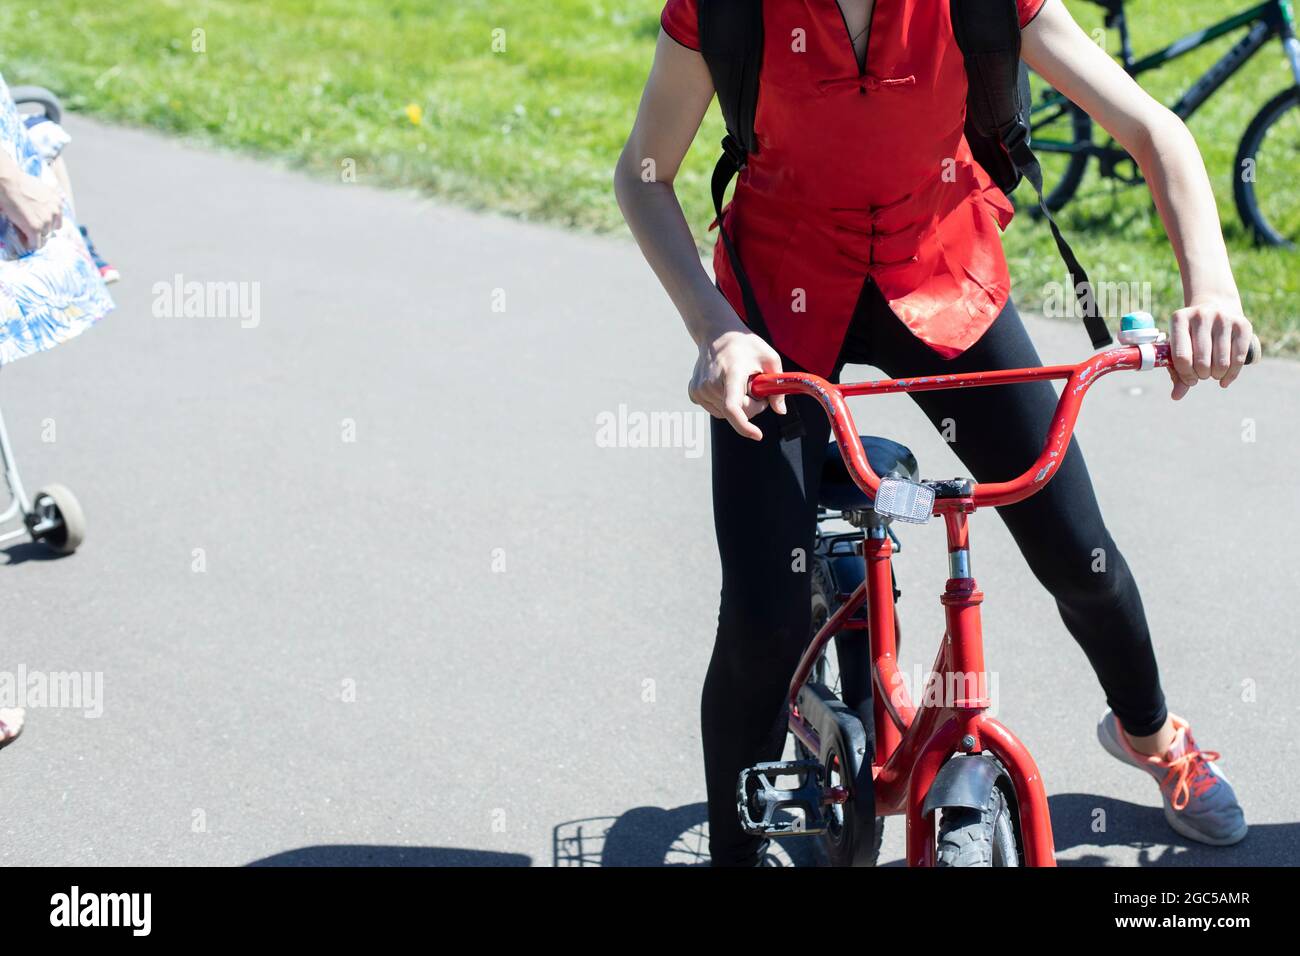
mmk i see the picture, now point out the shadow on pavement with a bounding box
[245,797,1296,867]
[246,846,531,866]
[2,542,67,564]
[553,804,822,867]
[557,795,1297,866]
[1048,792,1297,866]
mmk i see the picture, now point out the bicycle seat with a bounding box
[819,436,919,512]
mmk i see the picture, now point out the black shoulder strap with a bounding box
[951,0,1113,350]
[698,1,770,344]
[699,0,763,155]
[700,2,807,438]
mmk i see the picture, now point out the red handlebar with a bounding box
[750,342,1171,510]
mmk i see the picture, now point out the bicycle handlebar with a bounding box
[749,336,1261,510]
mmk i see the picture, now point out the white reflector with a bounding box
[874,477,935,524]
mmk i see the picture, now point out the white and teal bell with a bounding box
[1117,311,1162,345]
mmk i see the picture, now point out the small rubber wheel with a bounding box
[935,775,1021,867]
[31,484,85,554]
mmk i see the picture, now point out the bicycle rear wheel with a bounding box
[800,559,883,866]
[1234,87,1300,247]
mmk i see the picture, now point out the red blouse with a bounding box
[663,0,1047,375]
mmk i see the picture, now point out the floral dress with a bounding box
[0,72,112,365]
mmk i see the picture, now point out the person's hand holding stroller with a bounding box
[0,148,62,251]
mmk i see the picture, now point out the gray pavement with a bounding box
[0,115,1296,866]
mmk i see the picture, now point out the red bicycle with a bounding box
[735,316,1260,867]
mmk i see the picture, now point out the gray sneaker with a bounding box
[1097,710,1247,847]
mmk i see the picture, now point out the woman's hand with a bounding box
[1022,5,1255,403]
[0,169,63,250]
[1167,299,1254,400]
[689,327,787,440]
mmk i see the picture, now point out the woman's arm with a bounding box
[613,29,785,439]
[1021,0,1253,398]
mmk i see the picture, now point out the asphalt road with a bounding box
[0,115,1296,866]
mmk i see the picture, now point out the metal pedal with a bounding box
[736,759,829,836]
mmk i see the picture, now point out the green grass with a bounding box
[3,0,1296,347]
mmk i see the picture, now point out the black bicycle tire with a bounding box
[1041,102,1094,212]
[801,557,883,866]
[1233,86,1300,248]
[935,769,1022,867]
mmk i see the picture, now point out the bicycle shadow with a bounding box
[1047,793,1299,866]
[552,803,822,867]
[245,846,532,866]
[557,795,1299,866]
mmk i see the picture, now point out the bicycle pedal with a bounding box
[736,760,829,836]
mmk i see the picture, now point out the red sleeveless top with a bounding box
[662,0,1047,375]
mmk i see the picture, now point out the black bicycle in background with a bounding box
[1028,0,1300,247]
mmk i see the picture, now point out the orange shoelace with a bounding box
[1160,746,1222,811]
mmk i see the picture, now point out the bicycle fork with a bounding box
[880,506,1057,866]
[1282,1,1300,87]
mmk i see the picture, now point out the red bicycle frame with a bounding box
[748,341,1176,866]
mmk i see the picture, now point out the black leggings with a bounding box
[703,282,1167,865]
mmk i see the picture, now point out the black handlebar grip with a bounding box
[1245,335,1262,366]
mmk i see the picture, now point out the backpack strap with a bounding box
[700,1,807,438]
[708,137,771,346]
[698,0,770,345]
[951,0,1113,350]
[699,0,763,155]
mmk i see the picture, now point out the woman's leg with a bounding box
[849,287,1168,739]
[703,392,831,866]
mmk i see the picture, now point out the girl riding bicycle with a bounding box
[615,0,1253,866]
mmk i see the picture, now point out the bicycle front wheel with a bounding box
[1234,87,1300,247]
[935,760,1023,867]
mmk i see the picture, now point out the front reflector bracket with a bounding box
[873,477,935,524]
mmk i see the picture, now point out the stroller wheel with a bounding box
[28,484,85,554]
